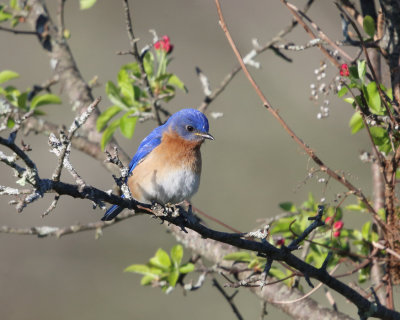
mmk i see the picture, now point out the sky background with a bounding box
[0,0,392,319]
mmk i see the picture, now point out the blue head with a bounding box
[166,109,214,141]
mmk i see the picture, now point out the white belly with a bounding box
[151,168,200,204]
[129,166,201,205]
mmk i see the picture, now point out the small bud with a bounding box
[339,64,350,77]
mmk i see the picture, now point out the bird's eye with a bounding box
[186,125,194,132]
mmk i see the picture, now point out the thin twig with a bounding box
[271,264,339,304]
[280,0,341,68]
[121,0,163,125]
[0,25,37,35]
[212,278,244,320]
[372,241,400,261]
[198,0,316,113]
[0,211,138,238]
[214,0,383,228]
[57,0,66,39]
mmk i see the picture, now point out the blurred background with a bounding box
[0,0,382,319]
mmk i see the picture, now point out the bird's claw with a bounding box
[151,202,179,217]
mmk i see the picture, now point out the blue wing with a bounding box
[127,125,165,173]
[101,124,166,221]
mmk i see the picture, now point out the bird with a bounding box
[101,108,214,221]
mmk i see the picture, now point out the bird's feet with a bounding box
[151,202,179,217]
[150,202,197,232]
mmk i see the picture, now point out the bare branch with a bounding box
[0,211,138,238]
[0,25,37,35]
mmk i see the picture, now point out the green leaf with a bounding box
[17,92,28,110]
[349,111,364,134]
[270,217,295,234]
[118,68,135,104]
[0,70,19,84]
[357,60,366,82]
[170,244,183,267]
[80,0,97,10]
[361,221,371,241]
[349,65,359,80]
[269,266,287,280]
[149,248,171,270]
[168,74,187,92]
[345,203,366,212]
[9,0,18,9]
[366,82,382,114]
[247,259,262,269]
[343,97,355,104]
[96,105,122,132]
[105,81,129,110]
[119,114,137,138]
[0,9,12,22]
[363,15,376,38]
[358,266,370,283]
[101,118,120,150]
[30,94,61,109]
[7,118,15,128]
[143,52,154,77]
[122,62,141,78]
[223,251,252,262]
[168,269,180,287]
[11,17,18,27]
[337,86,348,97]
[141,274,157,286]
[279,202,297,213]
[124,264,152,275]
[369,127,391,153]
[384,87,393,100]
[179,263,195,274]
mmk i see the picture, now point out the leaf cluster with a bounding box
[125,244,195,292]
[0,70,61,128]
[97,49,186,150]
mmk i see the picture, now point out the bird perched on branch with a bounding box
[102,108,214,221]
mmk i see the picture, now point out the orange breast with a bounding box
[127,130,203,204]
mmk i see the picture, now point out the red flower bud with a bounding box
[325,216,333,225]
[333,220,344,231]
[340,64,349,77]
[275,237,285,246]
[333,230,341,237]
[154,35,174,54]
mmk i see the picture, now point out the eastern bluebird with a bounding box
[101,108,214,221]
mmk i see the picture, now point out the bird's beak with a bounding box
[195,132,214,140]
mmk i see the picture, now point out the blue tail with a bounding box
[102,204,124,221]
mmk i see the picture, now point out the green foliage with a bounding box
[0,70,61,126]
[369,127,391,154]
[266,195,376,284]
[30,94,61,109]
[98,45,187,150]
[80,0,97,10]
[363,15,376,38]
[0,70,19,84]
[125,245,195,292]
[338,60,396,153]
[348,111,364,134]
[0,4,12,22]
